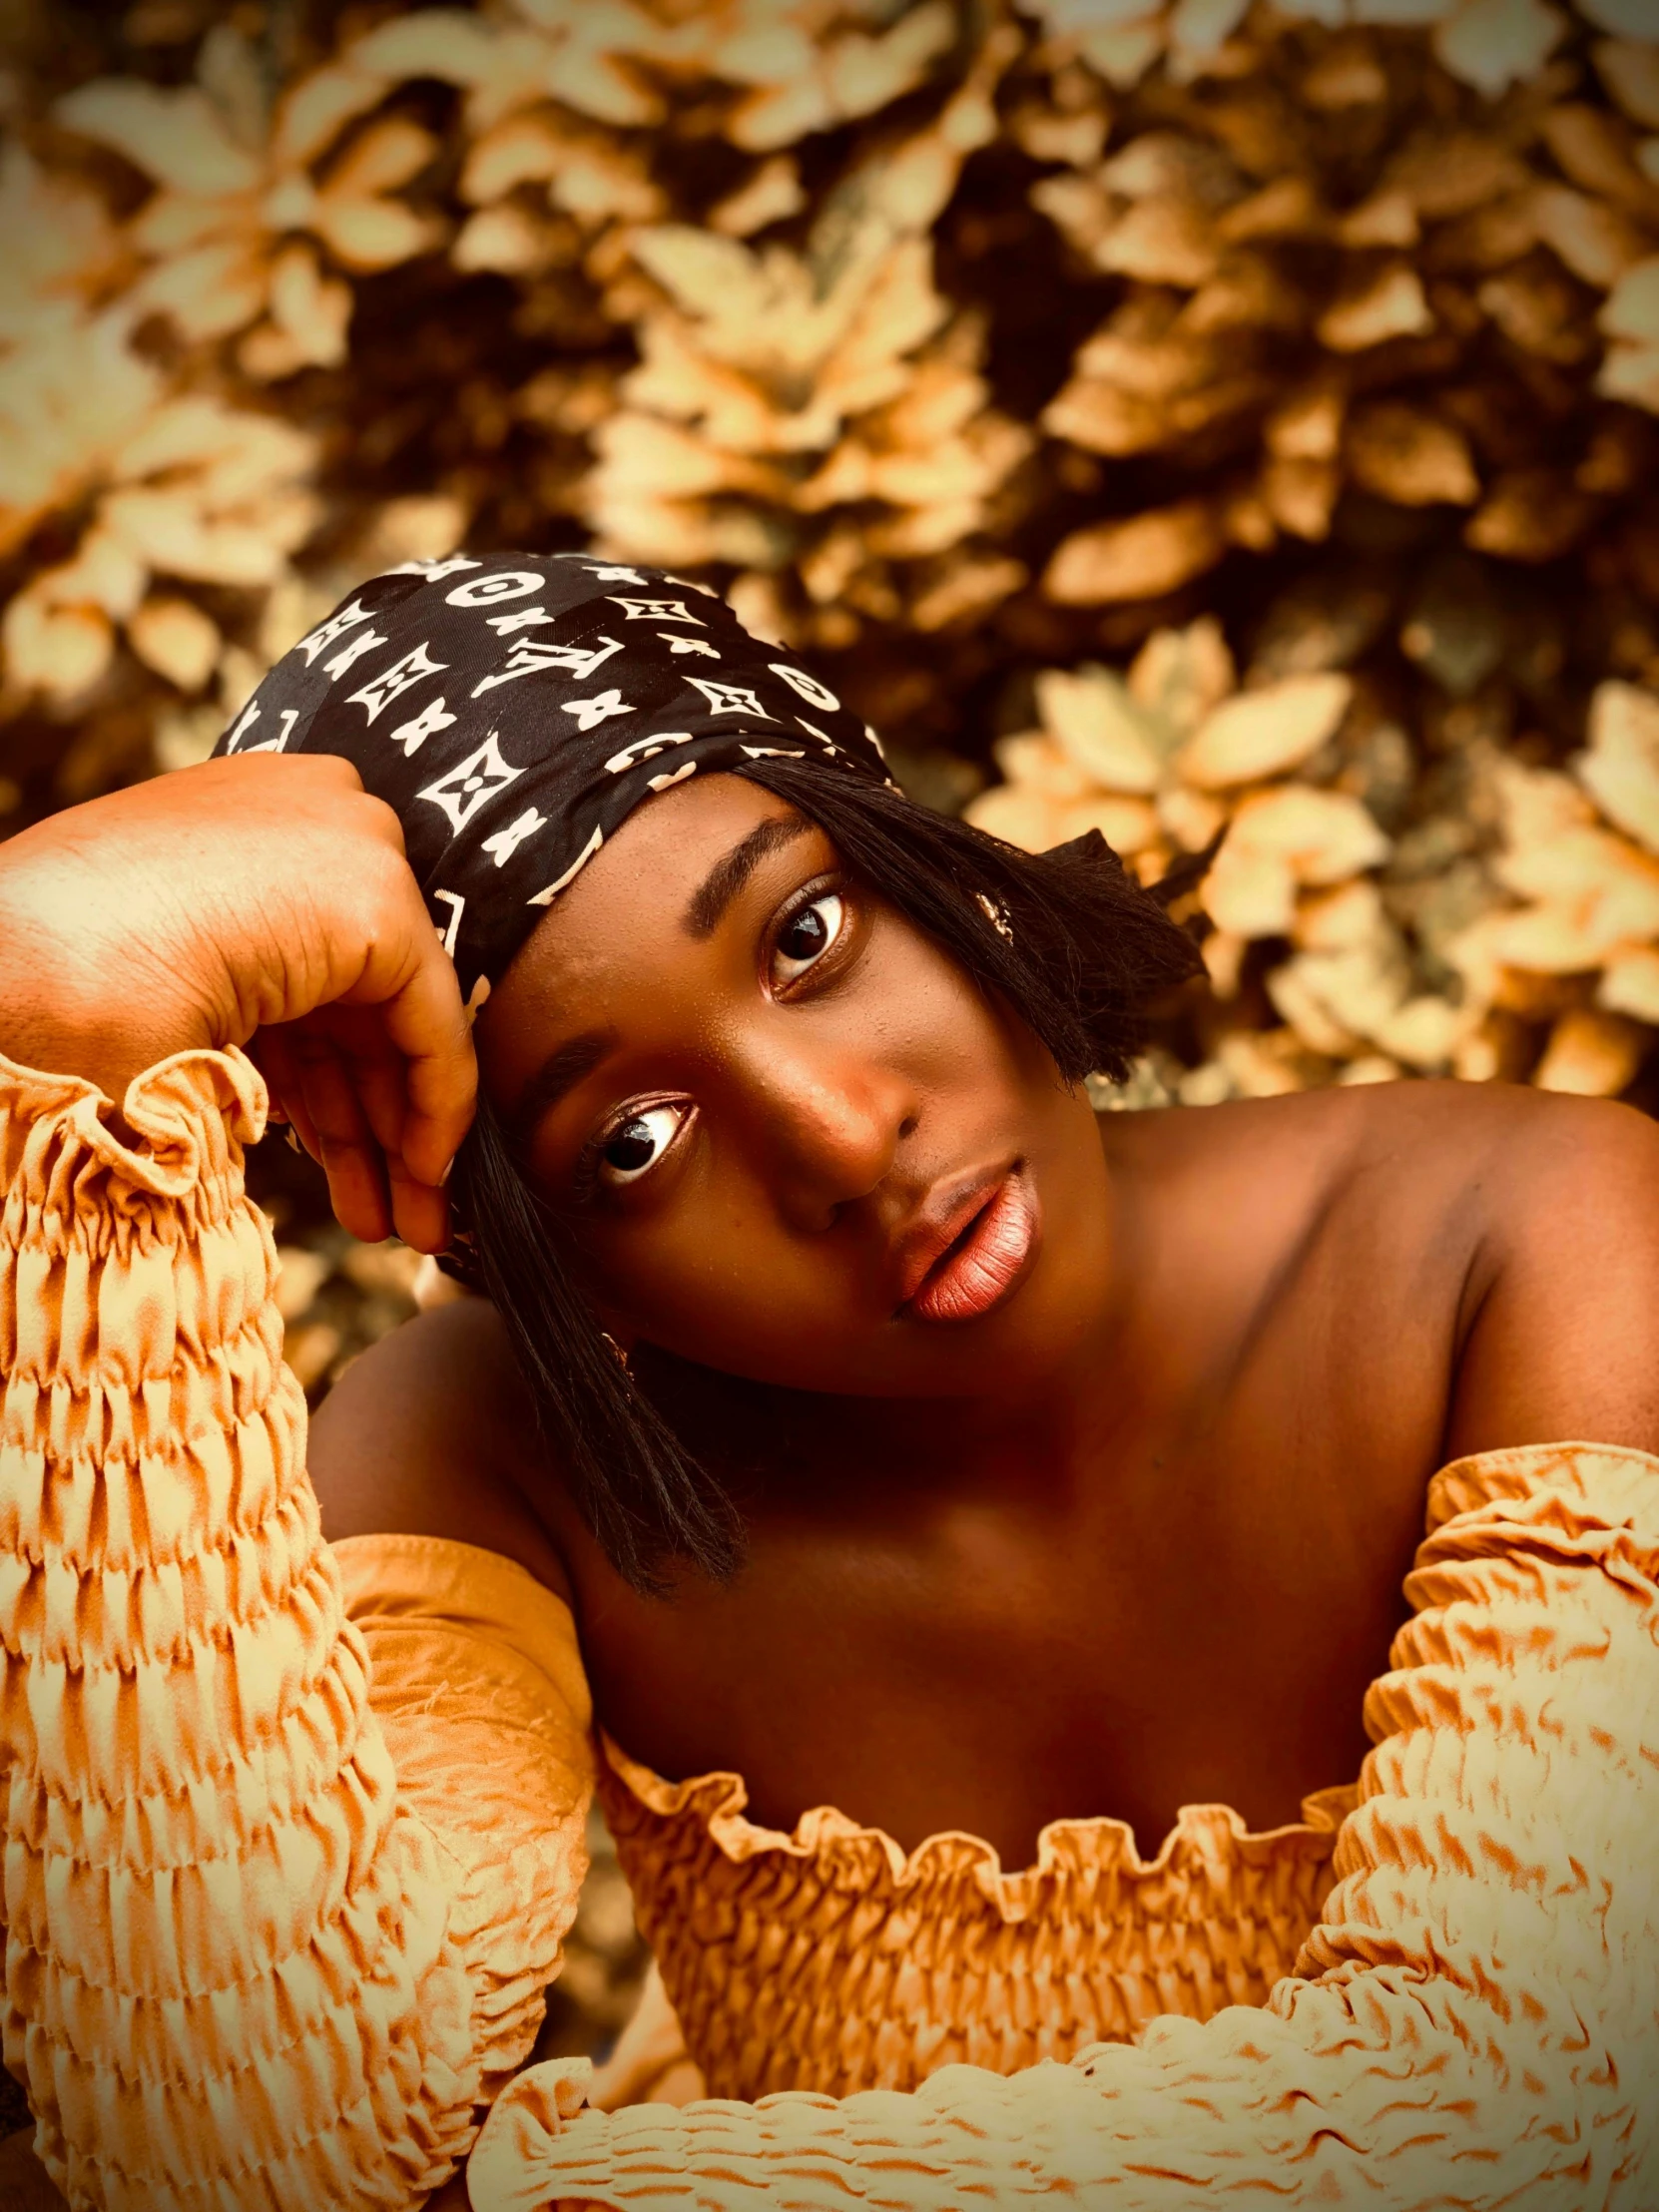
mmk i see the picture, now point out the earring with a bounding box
[976,890,1015,944]
[601,1331,633,1376]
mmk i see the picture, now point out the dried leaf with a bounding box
[1529,183,1648,287]
[57,79,259,195]
[323,116,436,201]
[1595,39,1659,132]
[1317,262,1434,351]
[1130,616,1236,733]
[1044,500,1226,602]
[1532,1007,1646,1094]
[1037,667,1167,790]
[308,194,438,272]
[710,157,806,239]
[1599,943,1659,1021]
[127,594,221,690]
[2,590,115,699]
[1464,470,1597,561]
[1433,0,1563,99]
[1542,103,1659,218]
[1579,681,1659,852]
[1347,400,1481,505]
[1179,672,1355,790]
[271,63,392,170]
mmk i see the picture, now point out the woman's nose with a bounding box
[738,1030,918,1232]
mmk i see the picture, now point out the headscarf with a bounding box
[213,551,893,1011]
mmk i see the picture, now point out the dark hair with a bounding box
[452,759,1202,1595]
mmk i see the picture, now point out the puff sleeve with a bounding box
[472,1440,1659,2210]
[0,1046,593,2212]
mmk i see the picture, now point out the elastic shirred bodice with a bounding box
[596,1739,1356,2099]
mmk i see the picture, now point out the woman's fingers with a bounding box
[287,1025,394,1244]
[251,1025,320,1160]
[340,883,477,1192]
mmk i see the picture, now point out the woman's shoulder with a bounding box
[307,1293,573,1601]
[1108,1069,1656,1188]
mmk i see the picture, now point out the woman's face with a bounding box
[474,774,1114,1400]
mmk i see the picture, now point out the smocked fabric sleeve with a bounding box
[0,1045,594,2212]
[473,1439,1659,2210]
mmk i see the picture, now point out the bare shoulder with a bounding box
[307,1295,573,1599]
[1399,1080,1659,1457]
[1106,1076,1659,1458]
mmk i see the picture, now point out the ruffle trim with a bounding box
[598,1737,1355,1923]
[0,1044,268,1203]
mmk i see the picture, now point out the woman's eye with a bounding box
[599,1103,685,1186]
[774,891,844,983]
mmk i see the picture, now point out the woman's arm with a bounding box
[0,759,594,2207]
[0,1044,594,2209]
[1444,1091,1659,1460]
[470,1437,1659,2209]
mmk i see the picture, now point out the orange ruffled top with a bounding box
[4,1044,1659,2211]
[593,1745,1354,2102]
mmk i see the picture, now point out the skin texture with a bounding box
[4,758,1658,1867]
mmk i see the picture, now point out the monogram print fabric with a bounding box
[212,552,892,1004]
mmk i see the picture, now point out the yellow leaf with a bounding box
[1433,0,1563,99]
[57,79,258,195]
[345,8,506,86]
[1317,262,1434,351]
[826,4,956,122]
[324,117,437,201]
[1595,39,1659,131]
[1222,784,1390,883]
[1097,200,1219,286]
[964,783,1071,854]
[549,47,662,132]
[127,594,221,691]
[264,241,351,368]
[34,523,148,619]
[1130,617,1236,737]
[1580,681,1659,852]
[138,239,269,341]
[129,191,237,257]
[1532,1007,1646,1095]
[728,75,837,153]
[272,63,392,169]
[1053,794,1163,853]
[1293,877,1387,950]
[1376,994,1465,1070]
[1598,944,1659,1021]
[710,157,806,240]
[1180,673,1354,790]
[308,195,438,273]
[1601,256,1659,344]
[1158,784,1229,852]
[1044,501,1226,604]
[1530,184,1647,287]
[453,204,553,276]
[1205,842,1300,937]
[2,590,114,701]
[1347,401,1481,505]
[1037,668,1166,793]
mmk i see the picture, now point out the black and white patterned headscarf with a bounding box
[214,551,893,1011]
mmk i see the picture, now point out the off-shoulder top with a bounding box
[594,1740,1354,2100]
[4,1043,1658,2211]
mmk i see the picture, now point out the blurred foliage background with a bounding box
[3,0,1659,2097]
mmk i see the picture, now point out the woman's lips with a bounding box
[902,1171,1038,1327]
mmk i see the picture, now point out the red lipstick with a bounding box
[901,1171,1038,1327]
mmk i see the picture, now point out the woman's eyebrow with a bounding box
[683,814,813,939]
[512,1028,617,1138]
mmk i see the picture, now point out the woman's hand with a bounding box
[0,752,474,1252]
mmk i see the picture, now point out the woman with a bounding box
[1,552,1655,2210]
